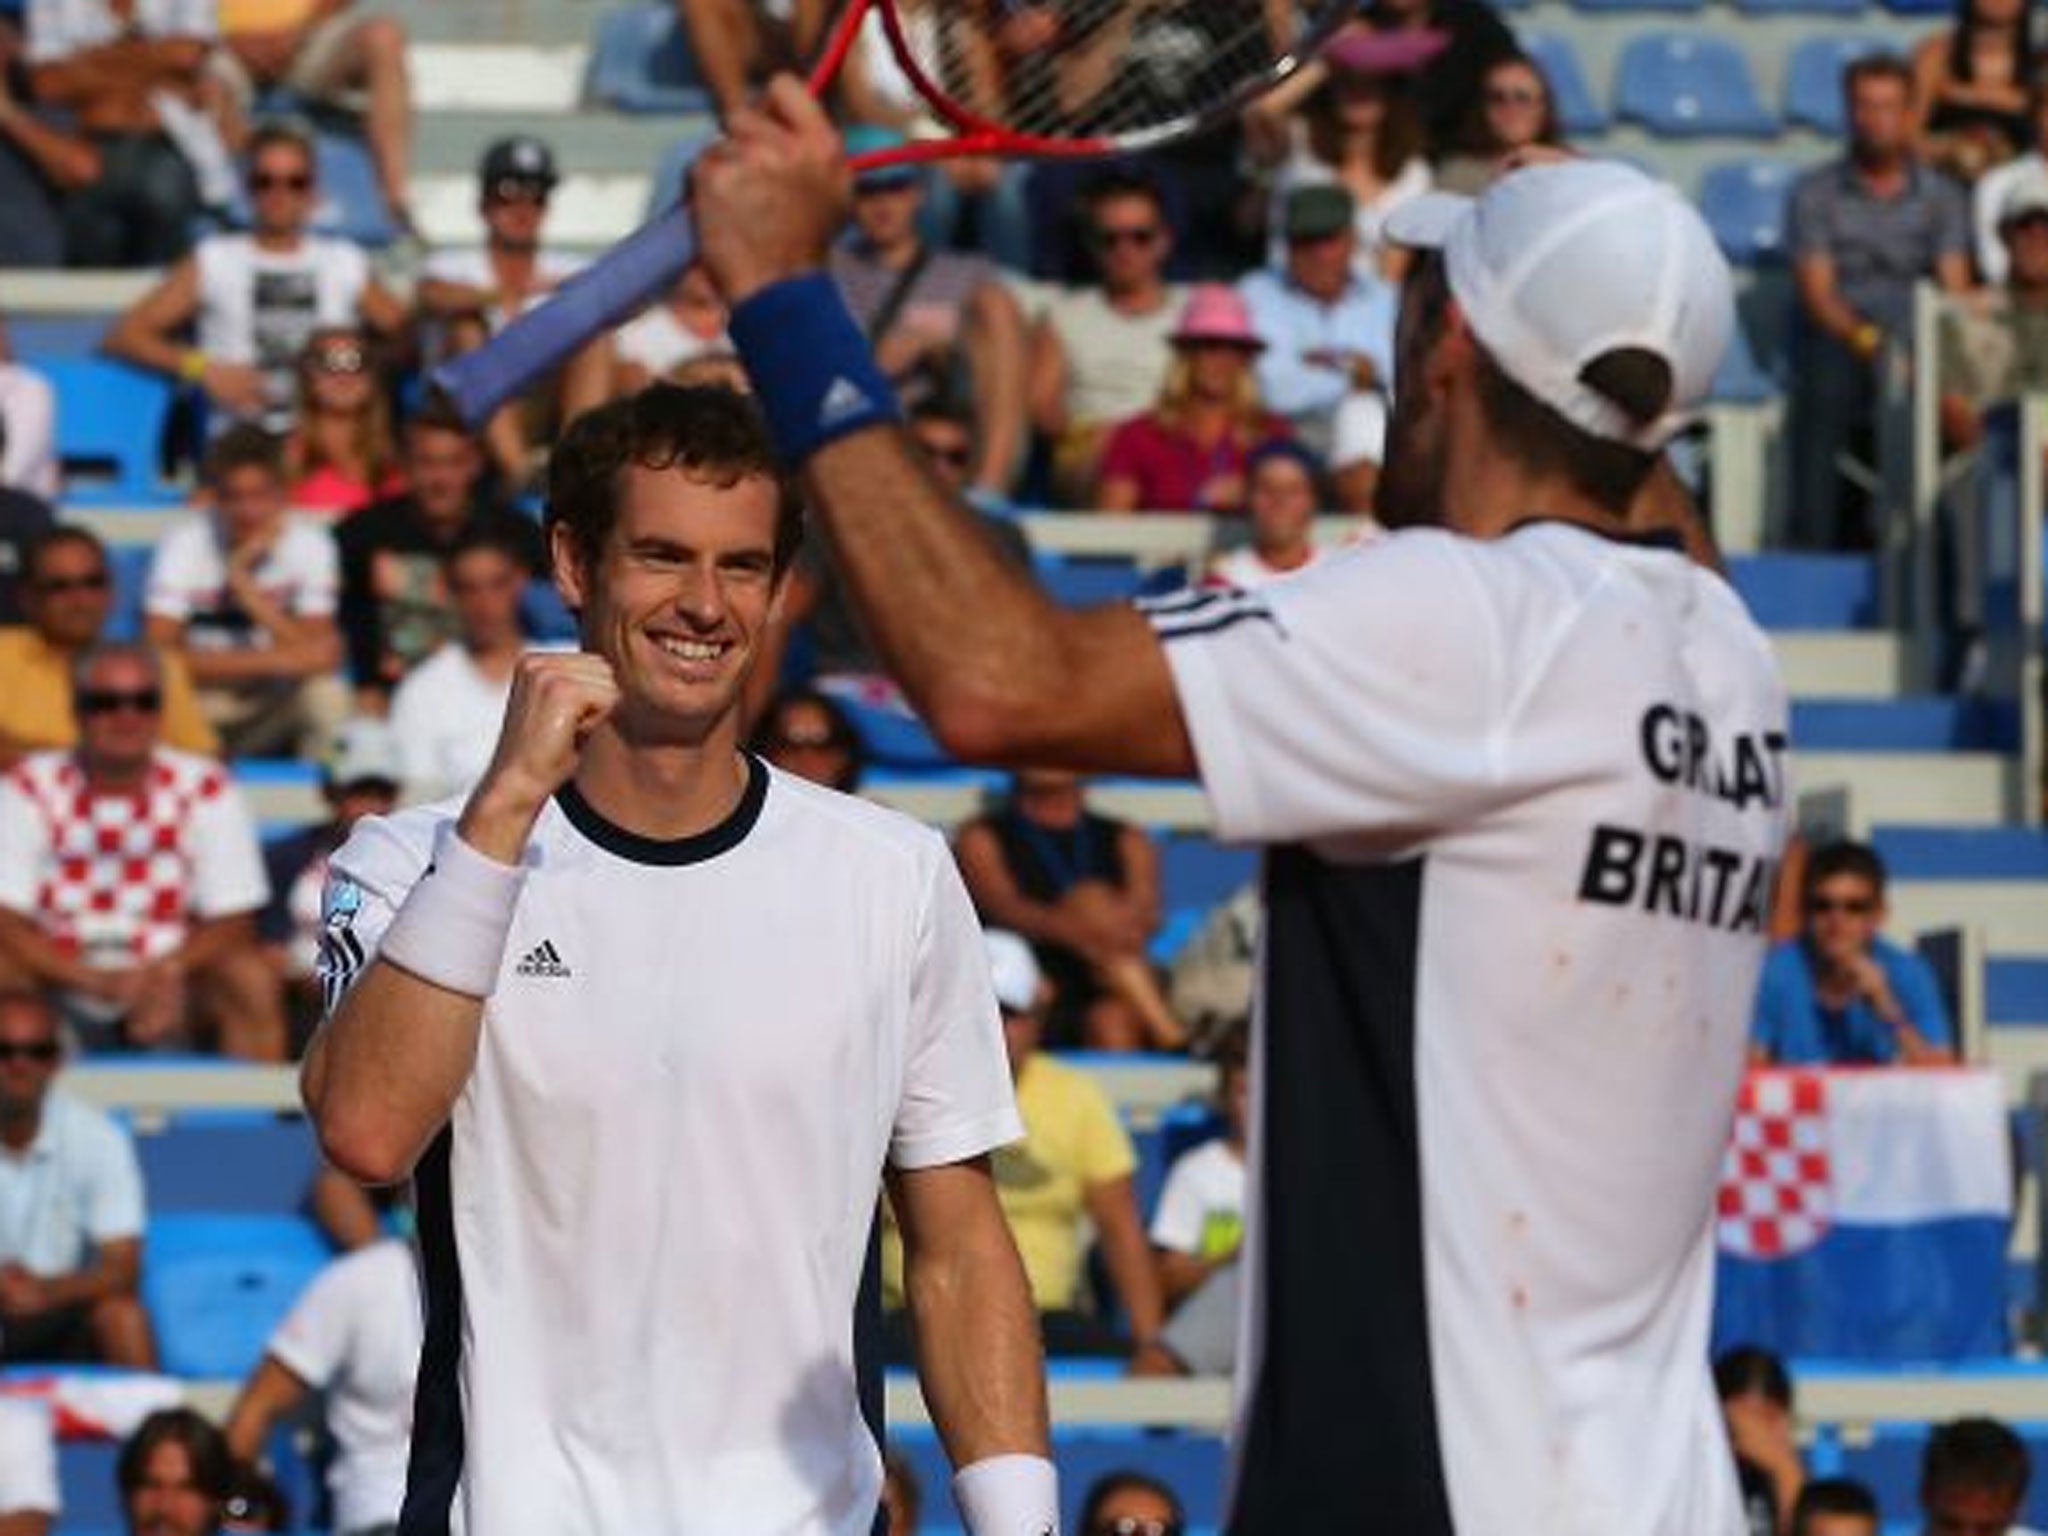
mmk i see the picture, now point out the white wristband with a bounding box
[378,823,527,998]
[953,1454,1059,1536]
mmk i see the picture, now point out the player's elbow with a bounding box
[310,1103,419,1187]
[923,687,1039,766]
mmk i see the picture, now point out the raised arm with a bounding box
[695,81,1195,776]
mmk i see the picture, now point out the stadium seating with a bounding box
[1614,33,1778,138]
[32,358,180,506]
[132,1111,321,1215]
[1784,33,1894,135]
[141,1214,332,1379]
[1515,30,1610,137]
[585,3,714,114]
[1698,156,1801,266]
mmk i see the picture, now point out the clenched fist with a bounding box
[459,652,621,862]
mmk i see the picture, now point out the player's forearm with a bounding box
[903,1223,1050,1470]
[302,960,485,1183]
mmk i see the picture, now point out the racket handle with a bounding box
[429,203,701,428]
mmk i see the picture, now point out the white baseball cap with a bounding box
[984,929,1043,1015]
[1383,159,1735,451]
[322,717,404,790]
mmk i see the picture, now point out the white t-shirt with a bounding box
[266,1238,422,1536]
[612,305,730,380]
[1148,1138,1245,1259]
[0,1090,145,1279]
[0,1399,58,1519]
[25,0,212,63]
[0,749,269,970]
[1041,285,1187,429]
[317,760,1022,1535]
[387,644,516,804]
[144,511,339,652]
[422,248,586,335]
[1151,522,1789,1536]
[1207,544,1327,592]
[194,233,372,431]
[0,364,58,499]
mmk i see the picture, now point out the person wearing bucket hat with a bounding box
[692,102,1792,1530]
[1093,284,1291,515]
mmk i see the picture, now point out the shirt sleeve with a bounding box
[1148,1153,1207,1252]
[1153,530,1511,847]
[265,1252,355,1391]
[0,1401,58,1518]
[189,778,270,919]
[889,835,1026,1170]
[316,811,435,1017]
[1975,163,2014,285]
[143,524,200,622]
[1890,948,1956,1051]
[1787,173,1832,265]
[1073,1074,1137,1187]
[1934,177,1972,261]
[0,779,48,916]
[81,1114,145,1246]
[291,521,341,618]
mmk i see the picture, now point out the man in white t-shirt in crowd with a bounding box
[225,1190,420,1536]
[0,989,152,1369]
[609,262,732,396]
[388,528,534,803]
[145,425,347,759]
[418,136,600,490]
[0,643,283,1060]
[1134,1028,1248,1379]
[304,384,1051,1534]
[1240,184,1398,498]
[696,103,1788,1533]
[1206,440,1360,591]
[104,121,408,436]
[0,1397,58,1534]
[1027,170,1186,507]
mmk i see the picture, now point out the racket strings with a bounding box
[898,1,1328,144]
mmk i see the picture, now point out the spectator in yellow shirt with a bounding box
[0,529,216,768]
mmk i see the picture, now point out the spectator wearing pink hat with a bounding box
[1092,285,1291,515]
[1245,24,1443,282]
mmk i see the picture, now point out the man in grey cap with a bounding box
[417,135,599,487]
[693,79,1788,1534]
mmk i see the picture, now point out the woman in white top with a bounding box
[1246,27,1442,282]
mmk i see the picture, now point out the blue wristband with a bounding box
[728,273,902,466]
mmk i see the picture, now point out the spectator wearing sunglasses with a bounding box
[0,642,283,1060]
[418,135,605,490]
[1751,840,1956,1066]
[0,528,218,768]
[0,988,153,1368]
[1078,1471,1185,1536]
[285,327,404,518]
[103,121,408,438]
[1027,170,1187,507]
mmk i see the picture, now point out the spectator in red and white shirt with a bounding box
[144,424,347,759]
[0,641,284,1060]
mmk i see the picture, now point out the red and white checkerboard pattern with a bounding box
[1717,1070,1833,1259]
[10,753,227,965]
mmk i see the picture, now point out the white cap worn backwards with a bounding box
[1384,159,1735,452]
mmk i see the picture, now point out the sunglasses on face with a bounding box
[251,170,313,193]
[77,688,162,716]
[1807,896,1875,916]
[489,179,549,207]
[1091,224,1161,250]
[310,342,369,376]
[1091,1519,1184,1536]
[0,1042,59,1064]
[34,571,109,596]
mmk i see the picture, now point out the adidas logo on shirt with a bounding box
[515,940,571,979]
[818,376,872,428]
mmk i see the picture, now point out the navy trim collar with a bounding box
[555,754,768,867]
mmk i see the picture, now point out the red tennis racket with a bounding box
[432,0,1352,426]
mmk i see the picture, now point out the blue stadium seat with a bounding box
[133,1112,321,1215]
[104,544,153,643]
[1516,31,1609,136]
[1157,837,1258,914]
[1033,553,1149,608]
[1784,34,1892,134]
[1698,157,1801,266]
[1735,0,1865,17]
[1710,316,1780,404]
[142,1214,332,1378]
[586,3,716,114]
[1572,0,1701,15]
[1613,33,1777,138]
[32,357,179,505]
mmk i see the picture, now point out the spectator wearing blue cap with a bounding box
[829,124,1026,498]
